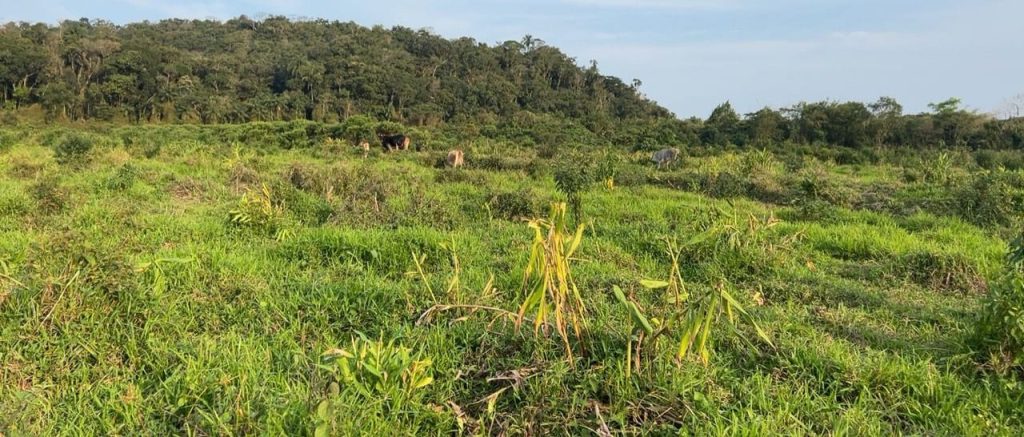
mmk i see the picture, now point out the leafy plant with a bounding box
[105,163,139,190]
[973,235,1024,374]
[673,280,772,364]
[406,237,463,304]
[638,237,773,365]
[517,202,588,363]
[319,336,434,405]
[595,151,621,190]
[228,183,283,234]
[553,160,594,227]
[135,257,194,296]
[612,285,659,376]
[54,134,93,166]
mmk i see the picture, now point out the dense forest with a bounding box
[1,17,1023,150]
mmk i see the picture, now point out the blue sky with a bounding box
[2,0,1022,118]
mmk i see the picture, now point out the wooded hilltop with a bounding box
[1,16,1022,151]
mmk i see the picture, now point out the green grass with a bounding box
[1,124,1022,435]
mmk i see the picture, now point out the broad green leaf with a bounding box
[640,279,670,289]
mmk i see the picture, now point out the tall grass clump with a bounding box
[517,202,588,363]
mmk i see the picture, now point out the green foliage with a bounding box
[3,125,1024,435]
[673,280,773,364]
[595,150,621,189]
[955,169,1024,228]
[973,235,1024,374]
[517,202,587,363]
[638,238,772,365]
[487,190,538,221]
[320,336,434,404]
[28,175,66,214]
[104,163,138,190]
[53,134,94,166]
[315,336,435,435]
[227,183,287,237]
[553,160,594,227]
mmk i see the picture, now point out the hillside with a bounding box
[0,17,669,128]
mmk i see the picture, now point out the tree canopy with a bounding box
[1,16,1022,150]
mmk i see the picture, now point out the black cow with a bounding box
[378,133,411,152]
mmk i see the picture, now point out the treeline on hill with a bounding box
[0,17,667,131]
[1,17,1023,151]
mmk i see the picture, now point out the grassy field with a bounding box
[1,123,1022,435]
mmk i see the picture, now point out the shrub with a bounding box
[553,160,594,227]
[105,163,139,191]
[595,150,621,189]
[955,170,1024,227]
[488,190,537,221]
[704,171,747,199]
[973,235,1024,375]
[517,202,587,362]
[54,134,94,166]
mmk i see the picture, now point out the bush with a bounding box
[105,163,139,191]
[227,184,287,235]
[795,164,853,206]
[553,159,594,226]
[955,170,1024,227]
[54,134,94,166]
[704,171,747,199]
[973,236,1024,375]
[488,190,538,221]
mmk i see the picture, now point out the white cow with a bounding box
[651,147,680,169]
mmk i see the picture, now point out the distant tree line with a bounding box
[674,98,1024,150]
[1,17,1022,150]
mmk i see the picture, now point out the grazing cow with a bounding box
[445,149,465,168]
[378,133,411,152]
[651,147,680,169]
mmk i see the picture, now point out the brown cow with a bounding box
[445,149,465,168]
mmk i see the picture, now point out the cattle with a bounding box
[445,149,465,168]
[651,147,680,169]
[357,140,370,156]
[378,133,411,152]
